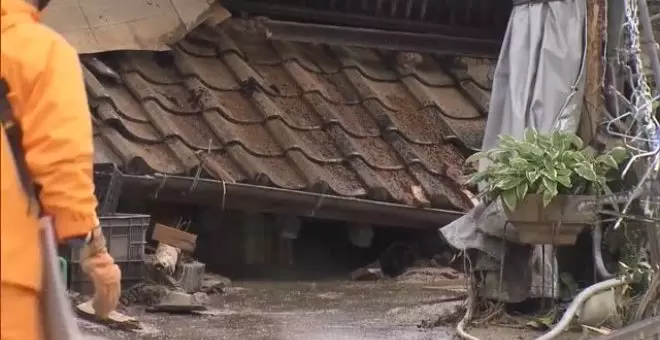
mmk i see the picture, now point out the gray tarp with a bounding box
[440,0,588,302]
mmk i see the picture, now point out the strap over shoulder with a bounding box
[0,77,43,214]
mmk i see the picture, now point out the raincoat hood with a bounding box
[1,0,40,34]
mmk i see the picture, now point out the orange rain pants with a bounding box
[0,283,42,340]
[1,0,100,339]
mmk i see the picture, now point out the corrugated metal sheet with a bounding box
[88,21,493,211]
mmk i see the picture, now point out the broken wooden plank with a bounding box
[579,0,606,145]
[152,223,197,252]
[205,3,232,27]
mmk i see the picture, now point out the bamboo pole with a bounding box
[579,0,607,145]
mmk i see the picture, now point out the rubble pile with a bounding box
[69,236,231,325]
[117,246,230,314]
[350,241,468,288]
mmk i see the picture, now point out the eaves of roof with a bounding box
[88,20,494,212]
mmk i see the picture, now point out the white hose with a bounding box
[534,278,628,340]
[455,278,628,340]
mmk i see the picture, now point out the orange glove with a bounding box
[79,228,121,318]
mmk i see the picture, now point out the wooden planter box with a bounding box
[502,194,598,245]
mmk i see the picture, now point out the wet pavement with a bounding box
[79,280,581,340]
[79,281,462,340]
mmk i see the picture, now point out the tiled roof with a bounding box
[88,20,494,211]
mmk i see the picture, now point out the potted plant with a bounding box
[465,129,628,245]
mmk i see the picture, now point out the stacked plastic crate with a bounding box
[62,168,151,294]
[67,214,150,294]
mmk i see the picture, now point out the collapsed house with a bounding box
[81,0,509,276]
[42,0,659,338]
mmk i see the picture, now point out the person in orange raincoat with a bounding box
[1,0,122,339]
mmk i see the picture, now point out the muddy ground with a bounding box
[78,281,582,340]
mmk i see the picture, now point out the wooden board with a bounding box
[75,300,141,331]
[152,223,197,252]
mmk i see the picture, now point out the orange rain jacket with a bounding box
[1,0,100,292]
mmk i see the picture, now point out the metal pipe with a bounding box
[604,62,625,131]
[118,173,465,228]
[636,0,660,96]
[535,278,629,340]
[221,0,508,38]
[261,19,502,57]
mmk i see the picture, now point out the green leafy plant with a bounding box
[465,129,629,211]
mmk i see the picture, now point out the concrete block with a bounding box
[176,261,205,293]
